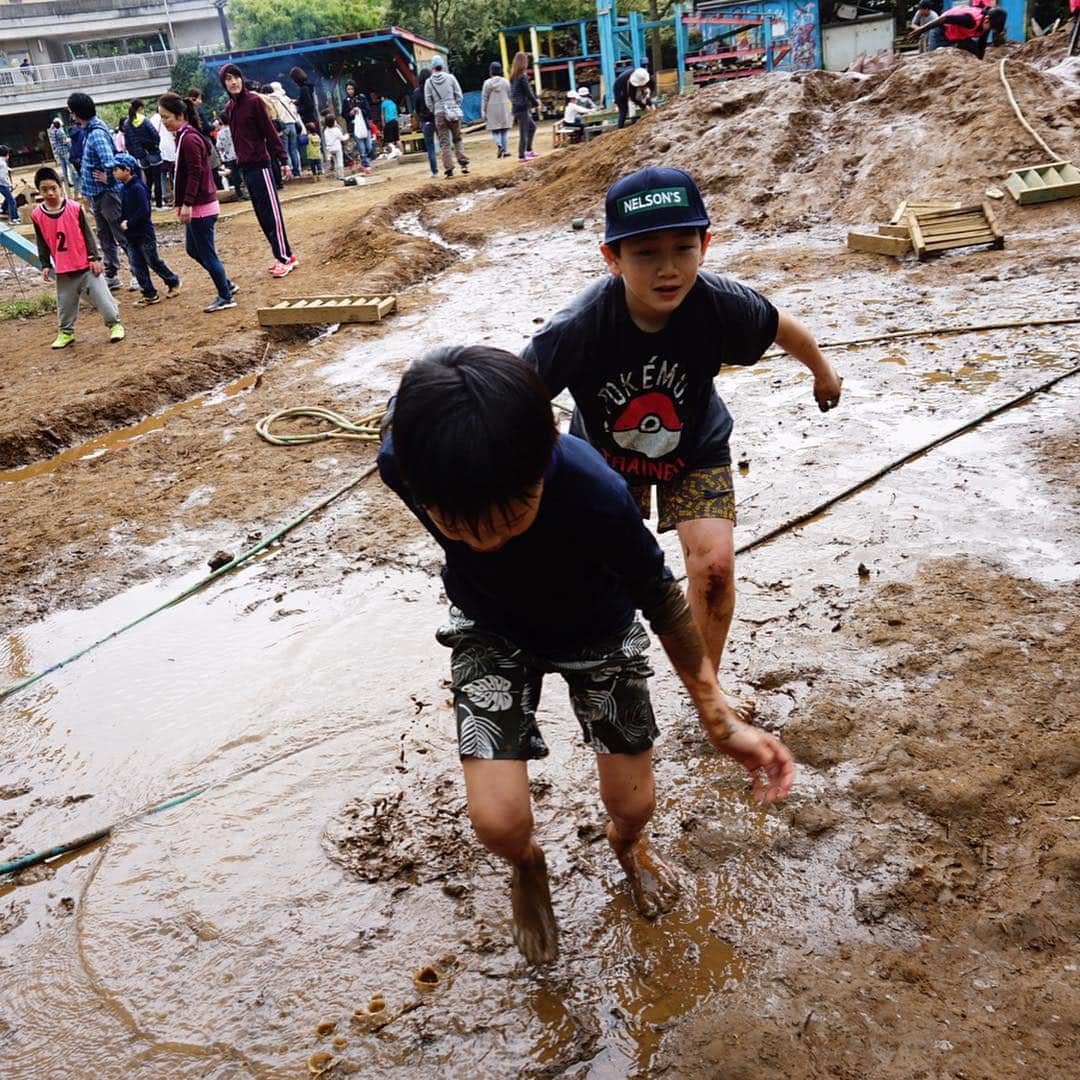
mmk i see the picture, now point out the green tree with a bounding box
[226,0,384,50]
[170,50,225,113]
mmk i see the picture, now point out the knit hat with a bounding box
[604,166,710,244]
[219,63,243,86]
[111,152,140,172]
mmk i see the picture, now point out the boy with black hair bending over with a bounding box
[379,346,794,965]
[524,167,843,721]
[31,167,124,348]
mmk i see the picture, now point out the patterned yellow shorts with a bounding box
[629,465,736,533]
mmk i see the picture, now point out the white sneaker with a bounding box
[128,277,139,291]
[387,145,402,159]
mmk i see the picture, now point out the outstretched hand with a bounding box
[813,366,843,412]
[708,721,795,804]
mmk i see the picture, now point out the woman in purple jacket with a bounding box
[157,92,236,313]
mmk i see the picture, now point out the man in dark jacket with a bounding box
[220,62,297,277]
[289,66,319,129]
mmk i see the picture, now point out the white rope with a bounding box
[998,58,1062,161]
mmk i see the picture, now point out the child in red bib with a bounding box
[31,167,124,348]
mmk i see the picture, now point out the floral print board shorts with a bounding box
[435,607,659,760]
[629,464,736,533]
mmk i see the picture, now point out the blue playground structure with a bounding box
[498,1,821,108]
[0,221,41,269]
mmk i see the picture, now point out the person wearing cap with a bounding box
[219,63,297,278]
[612,66,653,129]
[524,167,842,720]
[562,89,595,130]
[906,4,1007,57]
[424,55,470,178]
[112,152,180,306]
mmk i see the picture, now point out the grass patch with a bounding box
[0,293,56,320]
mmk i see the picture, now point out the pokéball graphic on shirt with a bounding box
[610,391,683,459]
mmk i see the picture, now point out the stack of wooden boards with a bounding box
[847,200,1004,261]
[257,295,397,327]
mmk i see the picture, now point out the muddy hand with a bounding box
[814,368,843,412]
[510,848,559,965]
[718,685,756,723]
[712,723,795,804]
[607,826,681,919]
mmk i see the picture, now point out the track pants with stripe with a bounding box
[243,162,292,263]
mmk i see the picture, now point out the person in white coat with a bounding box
[321,115,345,180]
[423,56,470,179]
[481,61,512,159]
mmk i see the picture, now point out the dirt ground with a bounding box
[2,39,1079,1079]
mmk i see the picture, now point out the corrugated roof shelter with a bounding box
[200,26,446,115]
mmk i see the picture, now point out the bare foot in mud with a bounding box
[510,846,559,965]
[606,825,681,919]
[719,686,756,723]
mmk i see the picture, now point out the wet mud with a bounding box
[2,56,1080,1079]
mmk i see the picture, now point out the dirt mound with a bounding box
[481,50,1079,234]
[323,176,516,294]
[1007,25,1077,68]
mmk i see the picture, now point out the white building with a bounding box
[0,0,228,152]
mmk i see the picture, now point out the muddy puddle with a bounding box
[0,374,259,485]
[2,209,1079,1076]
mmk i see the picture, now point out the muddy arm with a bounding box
[773,310,843,412]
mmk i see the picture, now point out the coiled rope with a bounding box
[255,406,385,446]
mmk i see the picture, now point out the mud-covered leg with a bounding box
[462,758,558,964]
[677,515,755,722]
[596,751,681,918]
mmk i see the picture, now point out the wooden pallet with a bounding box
[1004,161,1080,205]
[906,203,1003,261]
[257,295,396,326]
[890,199,962,225]
[847,229,911,256]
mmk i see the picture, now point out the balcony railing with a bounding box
[0,49,177,97]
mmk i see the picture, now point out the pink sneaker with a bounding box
[269,260,293,278]
[524,151,539,160]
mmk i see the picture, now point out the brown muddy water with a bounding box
[2,212,1078,1078]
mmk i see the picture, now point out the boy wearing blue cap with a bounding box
[113,153,180,305]
[524,167,842,718]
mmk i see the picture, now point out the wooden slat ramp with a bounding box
[257,295,396,327]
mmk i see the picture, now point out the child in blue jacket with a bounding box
[112,152,180,305]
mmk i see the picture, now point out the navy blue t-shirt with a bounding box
[523,270,777,484]
[378,432,676,656]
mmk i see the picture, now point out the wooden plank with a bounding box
[907,214,928,260]
[918,220,987,236]
[377,296,396,317]
[915,221,989,236]
[847,230,910,256]
[923,238,996,252]
[877,224,911,238]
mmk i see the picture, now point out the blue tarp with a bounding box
[461,91,482,124]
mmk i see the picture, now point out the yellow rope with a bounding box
[255,406,386,446]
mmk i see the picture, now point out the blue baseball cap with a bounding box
[112,153,140,172]
[604,166,710,244]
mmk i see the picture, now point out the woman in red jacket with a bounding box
[157,92,237,313]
